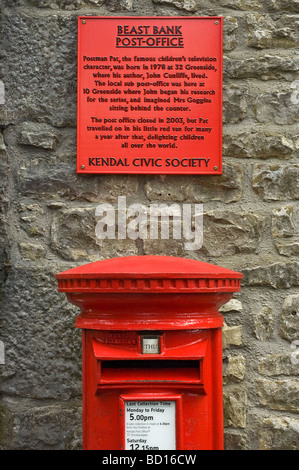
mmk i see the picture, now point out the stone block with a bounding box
[0,131,6,153]
[223,85,248,123]
[5,122,100,201]
[252,306,273,341]
[243,261,299,288]
[143,238,185,257]
[223,388,247,428]
[95,175,139,203]
[95,237,139,258]
[19,242,46,261]
[223,16,239,52]
[152,0,198,12]
[186,163,244,204]
[220,0,262,10]
[220,298,243,313]
[223,355,246,384]
[26,0,135,10]
[145,163,244,204]
[247,13,299,49]
[17,122,59,150]
[224,432,247,450]
[51,205,140,260]
[20,215,46,239]
[223,323,243,349]
[224,53,299,81]
[271,206,295,238]
[260,417,299,450]
[252,164,299,201]
[202,210,264,256]
[257,378,299,411]
[254,90,298,125]
[267,0,299,12]
[223,129,294,159]
[36,0,81,8]
[258,352,299,376]
[85,0,134,10]
[280,293,299,342]
[275,239,299,257]
[50,207,99,261]
[145,175,187,202]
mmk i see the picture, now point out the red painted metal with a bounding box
[77,17,223,175]
[56,255,242,450]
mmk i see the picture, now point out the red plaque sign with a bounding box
[77,17,223,174]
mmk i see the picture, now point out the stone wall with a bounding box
[0,0,298,450]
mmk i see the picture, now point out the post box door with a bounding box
[81,328,223,450]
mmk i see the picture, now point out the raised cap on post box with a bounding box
[56,255,243,331]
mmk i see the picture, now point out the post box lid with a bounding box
[56,256,243,294]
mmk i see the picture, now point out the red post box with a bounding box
[56,255,242,451]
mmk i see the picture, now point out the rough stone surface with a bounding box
[17,122,59,150]
[258,353,299,376]
[202,210,265,256]
[275,239,299,257]
[1,10,77,127]
[280,294,299,342]
[243,262,299,288]
[252,164,299,201]
[220,299,243,313]
[223,388,247,428]
[0,267,82,401]
[271,206,295,238]
[254,91,299,125]
[152,0,198,12]
[223,129,295,159]
[0,397,82,450]
[224,431,246,450]
[223,355,246,384]
[247,13,299,49]
[252,306,273,340]
[259,417,299,450]
[50,207,99,261]
[223,323,243,349]
[224,53,299,81]
[257,378,299,412]
[0,0,298,451]
[223,16,239,52]
[223,85,249,124]
[145,163,244,204]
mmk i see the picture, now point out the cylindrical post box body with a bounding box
[56,255,242,450]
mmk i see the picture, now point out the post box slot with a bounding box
[98,359,202,384]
